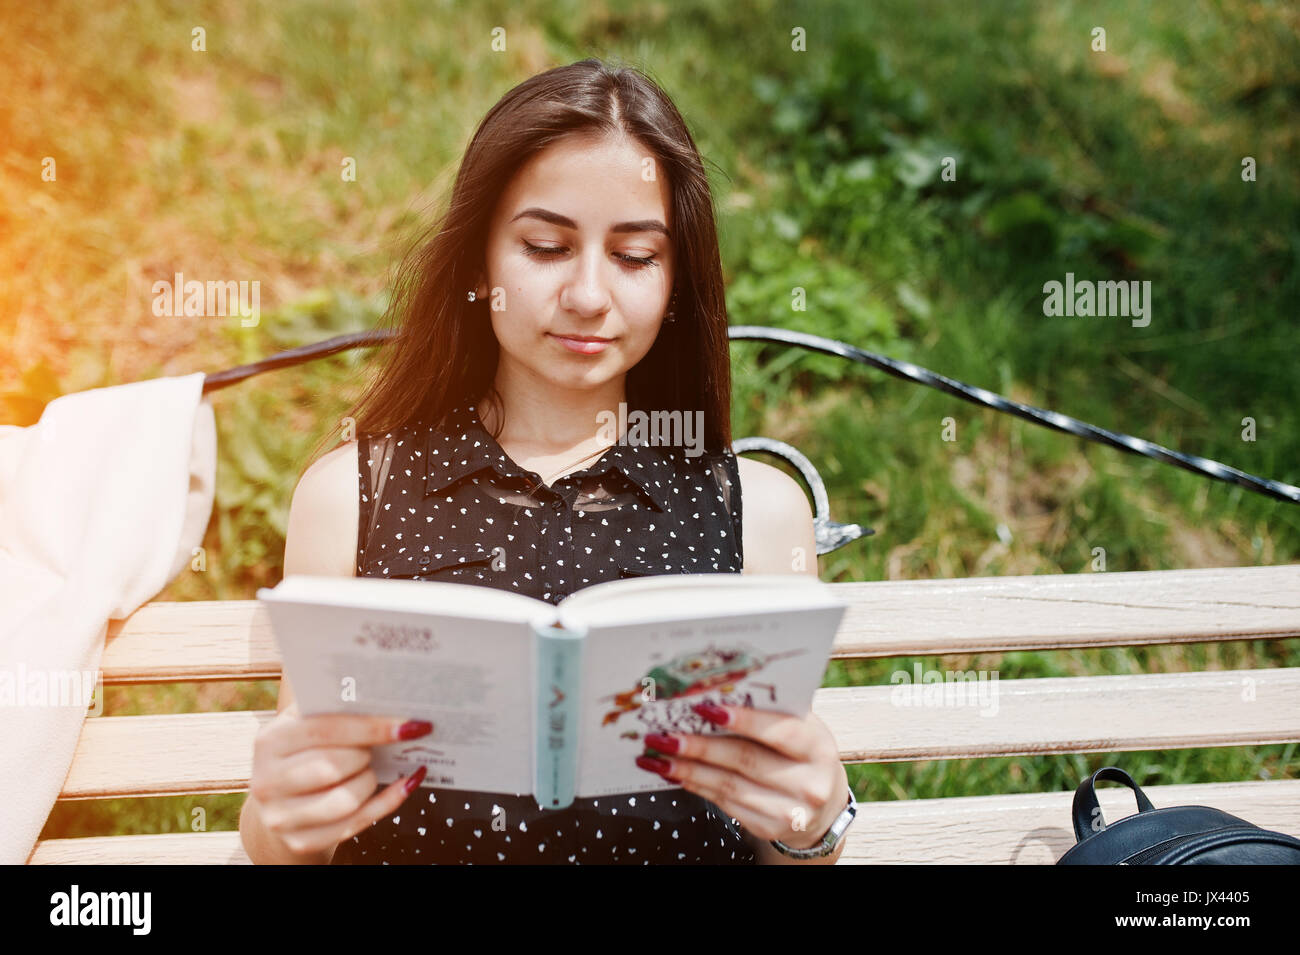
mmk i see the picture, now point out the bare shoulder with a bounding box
[735,456,817,576]
[735,457,814,532]
[284,440,360,579]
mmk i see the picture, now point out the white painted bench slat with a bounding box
[817,667,1300,761]
[830,564,1300,657]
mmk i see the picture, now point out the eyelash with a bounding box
[521,241,659,270]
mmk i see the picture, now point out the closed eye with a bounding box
[521,241,658,271]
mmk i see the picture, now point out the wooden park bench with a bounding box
[28,562,1300,864]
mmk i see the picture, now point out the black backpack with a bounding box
[1057,767,1300,864]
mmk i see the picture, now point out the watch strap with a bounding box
[769,787,857,859]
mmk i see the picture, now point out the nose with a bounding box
[558,248,612,317]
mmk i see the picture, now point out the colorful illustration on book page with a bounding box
[599,644,805,737]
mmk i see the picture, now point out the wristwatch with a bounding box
[769,787,858,859]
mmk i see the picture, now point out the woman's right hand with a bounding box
[248,702,433,858]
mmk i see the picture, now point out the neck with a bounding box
[480,372,628,453]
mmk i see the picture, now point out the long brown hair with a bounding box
[308,57,733,471]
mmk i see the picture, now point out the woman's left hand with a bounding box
[635,700,848,850]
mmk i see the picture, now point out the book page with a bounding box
[260,578,539,795]
[557,572,831,627]
[266,574,549,622]
[570,584,846,799]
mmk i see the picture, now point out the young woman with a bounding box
[239,58,852,865]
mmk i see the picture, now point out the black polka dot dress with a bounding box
[330,402,758,865]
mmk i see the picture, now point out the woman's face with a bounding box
[479,131,675,396]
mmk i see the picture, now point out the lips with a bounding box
[549,333,613,355]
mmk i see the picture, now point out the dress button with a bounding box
[417,555,431,566]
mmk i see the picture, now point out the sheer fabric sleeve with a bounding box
[356,431,399,575]
[708,449,744,570]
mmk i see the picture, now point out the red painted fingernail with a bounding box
[403,765,427,794]
[644,732,680,754]
[692,701,730,726]
[397,719,433,740]
[636,755,672,775]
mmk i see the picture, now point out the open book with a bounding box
[257,573,847,811]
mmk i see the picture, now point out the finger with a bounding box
[642,742,845,845]
[645,731,796,789]
[259,764,382,833]
[278,768,426,857]
[690,700,826,762]
[658,757,793,842]
[261,711,433,759]
[269,746,373,799]
[682,758,829,846]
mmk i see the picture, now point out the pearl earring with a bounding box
[467,290,477,302]
[665,293,677,323]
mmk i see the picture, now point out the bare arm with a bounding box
[239,441,361,865]
[735,457,848,865]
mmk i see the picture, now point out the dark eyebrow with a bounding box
[509,207,670,237]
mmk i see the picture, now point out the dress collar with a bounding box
[421,403,682,513]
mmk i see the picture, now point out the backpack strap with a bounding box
[1071,766,1157,843]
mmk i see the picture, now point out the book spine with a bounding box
[533,620,586,811]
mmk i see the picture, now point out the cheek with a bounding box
[486,280,543,334]
[484,244,542,308]
[489,312,533,351]
[624,317,666,364]
[621,281,669,323]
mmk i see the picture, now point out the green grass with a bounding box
[11,0,1297,844]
